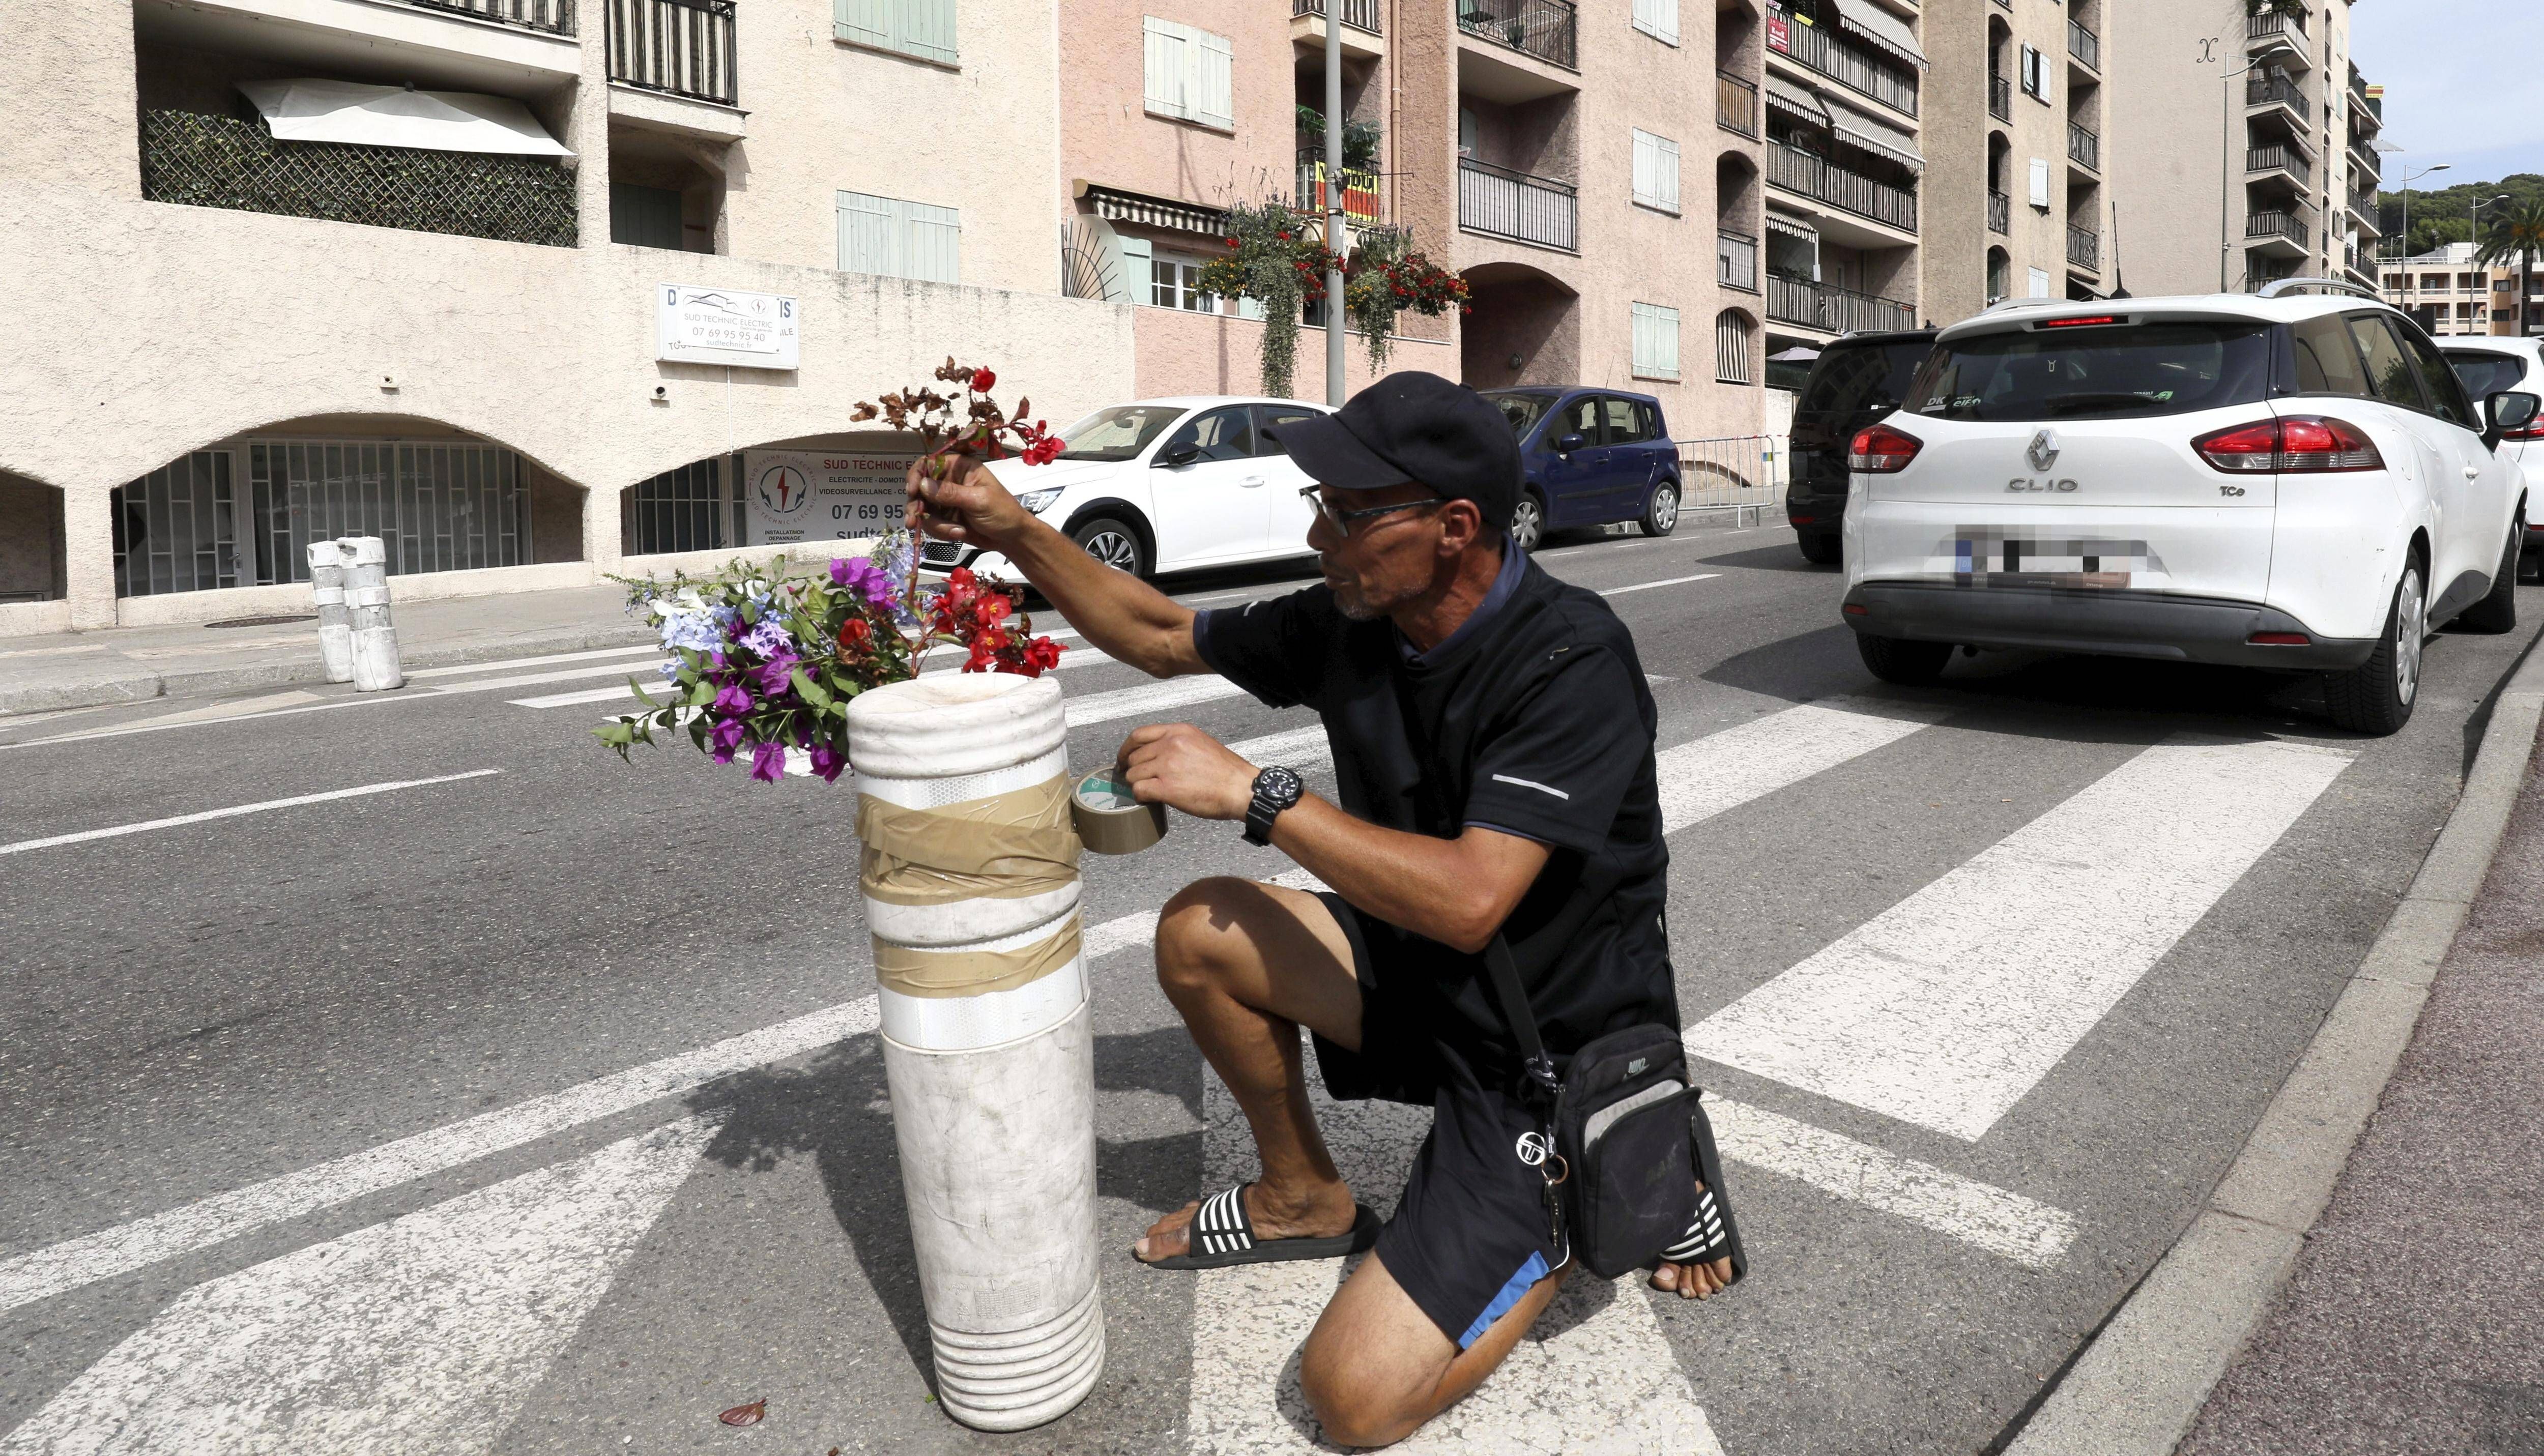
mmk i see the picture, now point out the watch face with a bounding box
[1261,766,1304,804]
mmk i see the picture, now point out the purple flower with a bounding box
[807,742,846,783]
[712,681,753,716]
[708,717,747,764]
[750,740,788,782]
[752,651,799,698]
[739,620,793,659]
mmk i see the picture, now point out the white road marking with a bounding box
[0,770,505,858]
[1600,573,1721,597]
[1687,738,2354,1141]
[1703,1096,2075,1268]
[1063,674,1250,729]
[1656,702,1946,832]
[0,1117,719,1456]
[428,659,674,695]
[522,681,681,710]
[1227,724,1331,768]
[404,644,661,680]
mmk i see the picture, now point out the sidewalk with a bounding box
[2177,730,2544,1454]
[0,584,655,716]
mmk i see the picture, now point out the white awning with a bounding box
[1764,210,1819,244]
[1833,0,1927,68]
[1823,95,1925,172]
[237,79,573,158]
[1764,75,1831,129]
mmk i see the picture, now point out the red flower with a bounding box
[839,617,873,650]
[970,367,996,391]
[1022,436,1063,466]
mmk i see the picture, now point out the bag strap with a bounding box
[1387,661,1563,1108]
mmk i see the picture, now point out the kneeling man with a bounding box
[905,373,1729,1448]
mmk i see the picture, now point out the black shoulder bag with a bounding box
[1388,667,1702,1279]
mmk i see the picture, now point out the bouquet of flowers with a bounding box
[596,361,1066,784]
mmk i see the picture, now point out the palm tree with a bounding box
[2476,198,2544,338]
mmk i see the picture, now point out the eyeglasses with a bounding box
[1299,486,1448,536]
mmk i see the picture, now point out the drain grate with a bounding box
[203,614,317,629]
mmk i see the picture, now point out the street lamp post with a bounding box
[2395,162,2450,264]
[2472,193,2511,334]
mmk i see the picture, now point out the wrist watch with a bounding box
[1242,765,1306,846]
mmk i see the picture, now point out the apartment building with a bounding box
[1921,0,2112,321]
[2105,0,2381,298]
[2379,241,2544,338]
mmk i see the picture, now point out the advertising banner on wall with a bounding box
[741,449,917,545]
[656,285,800,370]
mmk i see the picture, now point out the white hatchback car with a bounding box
[2438,335,2544,580]
[1841,281,2538,734]
[919,395,1334,581]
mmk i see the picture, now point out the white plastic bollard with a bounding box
[339,537,405,692]
[846,672,1102,1432]
[306,541,356,684]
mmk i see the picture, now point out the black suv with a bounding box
[1784,329,1936,565]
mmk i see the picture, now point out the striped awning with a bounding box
[1075,182,1227,238]
[1764,75,1831,130]
[1834,0,1926,68]
[1824,94,1925,172]
[1764,210,1819,244]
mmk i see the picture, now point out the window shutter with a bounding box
[2028,267,2052,299]
[1634,302,1682,381]
[1144,18,1191,119]
[909,200,961,284]
[835,0,890,51]
[1658,134,1681,213]
[1195,29,1235,130]
[900,0,957,64]
[1631,130,1655,205]
[1632,0,1678,45]
[2028,157,2051,209]
[837,190,899,276]
[838,0,952,63]
[1114,232,1152,304]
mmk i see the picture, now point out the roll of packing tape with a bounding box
[1071,766,1167,855]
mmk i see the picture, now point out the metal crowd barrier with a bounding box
[1673,434,1789,527]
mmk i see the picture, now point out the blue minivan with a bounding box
[1480,388,1682,551]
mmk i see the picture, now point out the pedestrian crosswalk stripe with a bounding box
[430,659,676,695]
[1226,724,1331,768]
[1687,737,2354,1142]
[1656,700,1946,832]
[1063,674,1250,729]
[406,643,659,680]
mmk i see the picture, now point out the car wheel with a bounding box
[1509,493,1546,553]
[1856,633,1953,685]
[1071,517,1149,578]
[2322,562,2425,736]
[1639,481,1680,538]
[1797,532,1841,566]
[2454,515,2522,633]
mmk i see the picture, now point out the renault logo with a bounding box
[2027,429,2062,474]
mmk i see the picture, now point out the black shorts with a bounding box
[1310,892,1567,1349]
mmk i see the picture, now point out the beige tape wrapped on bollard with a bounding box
[338,537,405,692]
[305,542,356,684]
[846,672,1103,1431]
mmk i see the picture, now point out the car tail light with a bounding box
[2248,631,2312,646]
[2504,422,2544,442]
[1849,425,1923,474]
[1788,514,1818,526]
[2192,416,2383,474]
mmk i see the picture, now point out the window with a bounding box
[2028,266,2051,299]
[1057,404,1183,462]
[2391,317,2478,427]
[837,191,960,283]
[1559,395,1602,443]
[2028,157,2051,210]
[1714,309,1752,385]
[1458,106,1479,158]
[835,0,957,65]
[1143,17,1235,130]
[1139,245,1224,311]
[2020,44,2048,100]
[610,183,684,250]
[1599,396,1641,441]
[2290,314,2373,396]
[1254,405,1322,456]
[1159,405,1254,462]
[1631,0,1678,45]
[1630,130,1682,214]
[1633,301,1683,381]
[2446,351,2527,400]
[1906,322,2275,423]
[2345,314,2427,411]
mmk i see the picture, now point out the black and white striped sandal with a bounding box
[1137,1182,1381,1271]
[1660,1101,1747,1287]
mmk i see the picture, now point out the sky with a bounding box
[2350,0,2544,189]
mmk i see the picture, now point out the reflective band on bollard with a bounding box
[337,537,404,692]
[846,673,1103,1432]
[305,542,355,684]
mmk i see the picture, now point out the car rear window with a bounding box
[2445,351,2527,400]
[1906,322,2273,422]
[1800,342,1929,421]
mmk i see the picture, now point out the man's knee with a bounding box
[1153,876,1257,999]
[1298,1341,1426,1450]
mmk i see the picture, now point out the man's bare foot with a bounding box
[1649,1179,1737,1299]
[1134,1180,1358,1262]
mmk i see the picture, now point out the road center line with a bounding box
[0,771,506,858]
[1600,572,1722,597]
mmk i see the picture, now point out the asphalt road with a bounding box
[1,520,2535,1456]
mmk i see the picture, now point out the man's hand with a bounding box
[905,454,1031,554]
[1119,723,1258,821]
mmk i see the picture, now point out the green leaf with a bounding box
[687,678,715,708]
[791,668,833,711]
[627,676,661,711]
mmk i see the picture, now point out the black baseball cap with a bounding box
[1270,371,1521,532]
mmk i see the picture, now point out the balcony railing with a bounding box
[2246,142,2310,184]
[2066,17,2098,71]
[1774,16,1918,119]
[1987,188,2009,235]
[1768,142,1918,233]
[1298,152,1381,222]
[2067,120,2098,171]
[606,0,737,106]
[394,0,572,34]
[1988,73,2011,122]
[2246,8,2305,41]
[1458,157,1577,251]
[1766,273,1916,335]
[2247,74,2309,122]
[1455,0,1576,70]
[1717,71,1759,138]
[1718,227,1758,292]
[2067,224,2099,270]
[1291,0,1383,35]
[2248,210,2311,247]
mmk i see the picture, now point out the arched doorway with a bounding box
[1459,261,1581,389]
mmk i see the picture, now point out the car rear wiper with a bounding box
[2040,392,2161,416]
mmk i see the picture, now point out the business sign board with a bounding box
[656,285,800,370]
[741,449,916,545]
[1766,9,1789,52]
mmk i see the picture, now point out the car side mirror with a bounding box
[1554,432,1587,454]
[2484,390,2540,450]
[1157,442,1201,467]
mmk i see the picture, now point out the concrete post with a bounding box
[306,541,356,683]
[845,672,1101,1432]
[339,537,405,691]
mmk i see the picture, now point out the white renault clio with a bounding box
[1841,281,2537,734]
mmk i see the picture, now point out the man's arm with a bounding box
[905,455,1207,678]
[1119,723,1549,953]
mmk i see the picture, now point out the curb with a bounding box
[2004,628,2544,1456]
[0,623,659,717]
